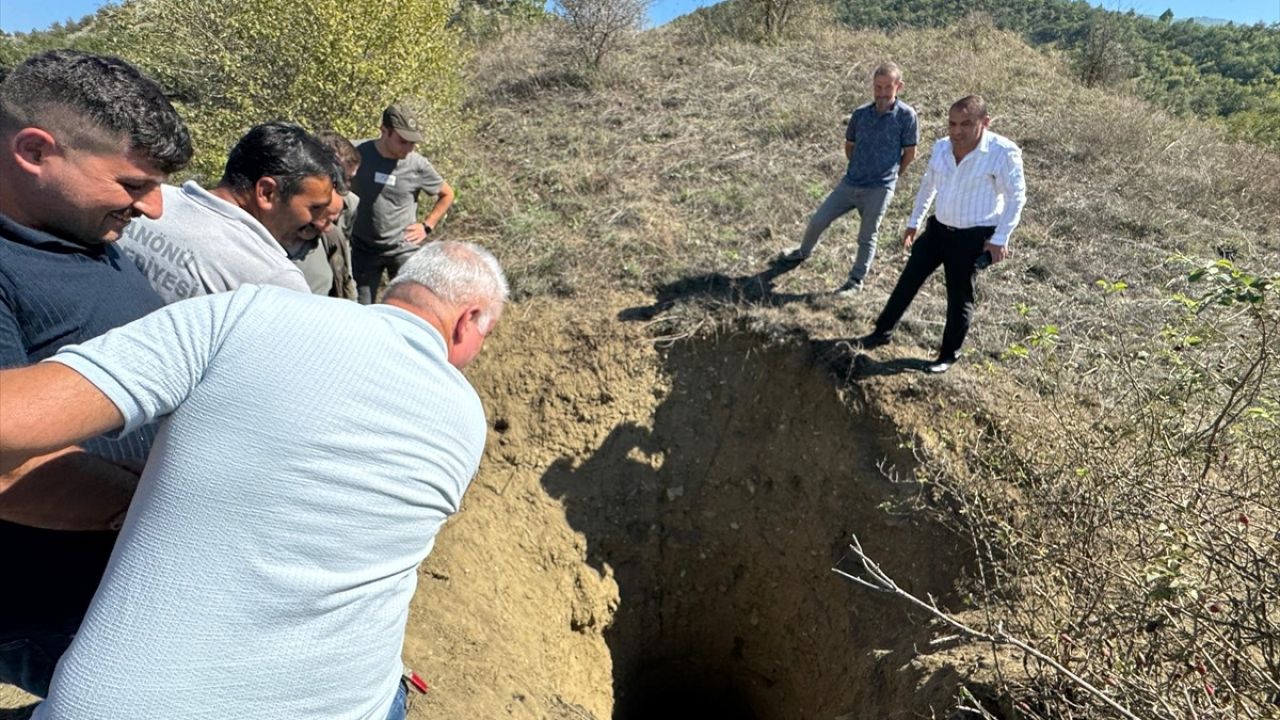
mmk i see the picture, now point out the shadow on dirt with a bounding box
[617,256,813,321]
[541,333,971,719]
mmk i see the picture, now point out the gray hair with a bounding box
[387,241,508,332]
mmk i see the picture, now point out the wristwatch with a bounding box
[422,221,433,234]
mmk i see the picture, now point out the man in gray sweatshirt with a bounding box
[118,122,341,303]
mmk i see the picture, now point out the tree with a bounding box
[98,0,465,178]
[552,0,651,68]
[1074,17,1134,88]
[746,0,814,42]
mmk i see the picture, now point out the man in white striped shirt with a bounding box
[857,95,1026,373]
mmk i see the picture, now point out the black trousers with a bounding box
[0,520,117,696]
[874,216,995,363]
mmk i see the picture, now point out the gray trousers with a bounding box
[799,181,893,282]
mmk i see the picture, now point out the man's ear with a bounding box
[11,128,59,176]
[254,176,281,211]
[452,306,482,344]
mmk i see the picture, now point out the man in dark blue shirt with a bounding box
[0,49,192,698]
[784,62,919,295]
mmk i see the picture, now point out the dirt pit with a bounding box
[0,296,979,719]
[405,297,976,720]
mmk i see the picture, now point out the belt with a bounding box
[931,217,994,234]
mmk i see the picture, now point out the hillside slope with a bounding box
[454,18,1278,358]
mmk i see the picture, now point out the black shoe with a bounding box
[854,331,890,350]
[781,247,809,262]
[925,357,956,374]
[834,278,864,297]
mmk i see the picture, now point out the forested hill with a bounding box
[834,0,1280,147]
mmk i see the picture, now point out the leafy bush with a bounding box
[93,0,465,178]
[912,260,1280,718]
[451,0,548,43]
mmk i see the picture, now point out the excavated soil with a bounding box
[1,294,979,720]
[403,295,975,719]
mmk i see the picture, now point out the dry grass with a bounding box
[451,19,1278,348]
[443,16,1280,718]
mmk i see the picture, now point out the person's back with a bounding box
[35,285,486,720]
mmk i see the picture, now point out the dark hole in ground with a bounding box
[617,656,761,720]
[543,332,975,719]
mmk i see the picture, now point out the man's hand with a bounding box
[984,242,1009,264]
[902,227,918,249]
[404,222,431,246]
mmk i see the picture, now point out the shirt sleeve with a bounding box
[902,109,919,148]
[267,267,312,294]
[45,287,256,436]
[415,155,445,197]
[990,143,1027,247]
[907,144,940,229]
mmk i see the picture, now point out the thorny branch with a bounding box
[833,533,1141,720]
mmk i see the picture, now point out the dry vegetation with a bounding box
[441,15,1280,718]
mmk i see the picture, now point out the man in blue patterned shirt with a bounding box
[0,49,192,697]
[785,62,919,295]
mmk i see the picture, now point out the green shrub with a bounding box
[96,0,465,178]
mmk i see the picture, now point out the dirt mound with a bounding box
[405,295,976,719]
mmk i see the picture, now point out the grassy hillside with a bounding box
[447,17,1280,717]
[454,18,1278,307]
[829,0,1280,147]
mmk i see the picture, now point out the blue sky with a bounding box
[1,0,1277,33]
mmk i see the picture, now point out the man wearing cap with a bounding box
[350,104,456,305]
